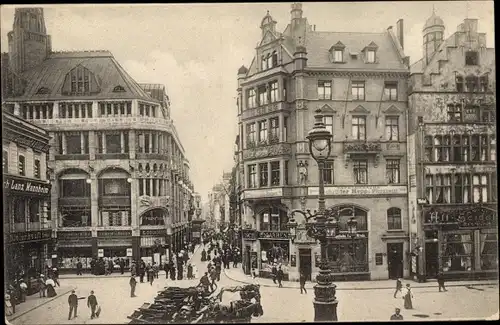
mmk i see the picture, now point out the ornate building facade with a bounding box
[236,3,410,281]
[2,8,195,270]
[407,15,497,281]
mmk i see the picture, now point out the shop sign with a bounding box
[9,229,52,244]
[308,185,406,196]
[424,206,497,228]
[57,231,92,240]
[192,232,201,238]
[98,249,104,258]
[242,230,258,241]
[258,231,289,240]
[126,248,133,257]
[333,233,367,240]
[417,198,429,205]
[3,176,51,196]
[140,229,166,237]
[244,188,283,199]
[97,230,132,238]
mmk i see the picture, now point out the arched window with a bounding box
[138,163,143,172]
[18,154,25,176]
[145,164,150,173]
[62,65,98,95]
[112,85,126,93]
[3,149,8,173]
[387,208,402,230]
[141,208,165,226]
[259,206,288,231]
[153,164,158,172]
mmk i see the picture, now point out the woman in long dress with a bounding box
[45,278,57,298]
[403,284,413,309]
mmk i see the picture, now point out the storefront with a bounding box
[421,204,498,281]
[56,230,93,270]
[140,229,168,265]
[259,232,290,280]
[97,229,133,265]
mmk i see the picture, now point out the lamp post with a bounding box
[347,217,358,272]
[287,108,340,322]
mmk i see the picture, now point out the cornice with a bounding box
[305,69,409,78]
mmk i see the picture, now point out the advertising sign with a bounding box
[126,248,133,257]
[4,176,51,197]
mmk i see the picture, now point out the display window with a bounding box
[260,241,290,273]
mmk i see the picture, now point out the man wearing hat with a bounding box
[87,290,99,319]
[38,274,47,298]
[68,290,79,320]
[390,308,404,320]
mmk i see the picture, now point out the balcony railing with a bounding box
[343,140,382,154]
[241,102,287,120]
[243,142,291,160]
[95,153,129,160]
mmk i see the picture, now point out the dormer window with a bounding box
[36,87,50,95]
[334,50,343,63]
[366,50,376,63]
[113,85,126,93]
[329,41,345,63]
[62,65,98,96]
[364,42,378,64]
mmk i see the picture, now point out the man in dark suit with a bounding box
[87,290,98,319]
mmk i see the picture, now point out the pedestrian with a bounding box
[215,262,221,282]
[210,268,217,291]
[130,276,137,297]
[187,263,194,279]
[120,259,125,275]
[104,259,109,276]
[153,262,159,279]
[90,258,96,275]
[5,293,14,316]
[390,308,404,320]
[299,272,307,294]
[108,259,114,275]
[52,267,60,287]
[38,274,47,298]
[276,266,284,288]
[437,271,447,292]
[148,267,155,286]
[271,264,277,284]
[146,263,152,283]
[393,278,403,298]
[199,272,211,294]
[67,290,84,320]
[45,277,57,297]
[87,290,98,319]
[76,260,83,276]
[177,261,184,280]
[164,261,170,279]
[131,262,137,277]
[403,284,413,309]
[139,262,145,283]
[170,263,176,281]
[201,248,207,262]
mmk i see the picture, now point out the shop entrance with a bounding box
[299,249,312,281]
[387,243,403,279]
[425,242,439,278]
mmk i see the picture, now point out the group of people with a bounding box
[87,257,127,276]
[67,290,100,320]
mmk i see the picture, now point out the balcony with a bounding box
[95,153,129,160]
[55,154,90,161]
[242,102,288,120]
[343,140,382,154]
[243,142,291,160]
[59,197,91,207]
[98,196,131,207]
[135,152,169,160]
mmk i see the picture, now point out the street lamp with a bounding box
[347,217,358,271]
[287,108,340,322]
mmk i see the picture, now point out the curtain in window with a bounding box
[433,137,442,161]
[460,234,473,270]
[463,175,470,203]
[425,175,433,204]
[444,175,451,203]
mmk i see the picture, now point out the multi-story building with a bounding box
[3,110,52,282]
[407,14,497,281]
[207,174,231,230]
[2,8,194,270]
[236,3,410,281]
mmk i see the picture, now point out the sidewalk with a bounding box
[223,267,499,290]
[7,285,75,322]
[60,245,202,280]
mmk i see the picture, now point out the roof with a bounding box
[410,58,425,74]
[4,50,156,102]
[139,83,167,103]
[424,13,445,31]
[305,31,407,70]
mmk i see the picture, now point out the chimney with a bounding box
[397,19,404,50]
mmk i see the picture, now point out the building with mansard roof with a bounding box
[2,8,195,271]
[407,14,497,282]
[235,3,411,281]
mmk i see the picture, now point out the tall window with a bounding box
[270,81,279,103]
[324,116,334,135]
[366,50,376,63]
[258,120,268,143]
[272,51,278,67]
[269,118,279,143]
[283,117,288,141]
[284,161,289,185]
[260,207,289,231]
[323,160,334,185]
[435,174,452,204]
[465,76,478,93]
[351,81,365,100]
[258,86,268,106]
[465,51,478,65]
[246,123,256,146]
[472,174,488,203]
[456,75,464,92]
[105,132,122,154]
[248,165,257,188]
[433,136,450,162]
[259,163,268,187]
[387,208,402,230]
[18,154,25,176]
[333,50,343,62]
[353,160,368,184]
[266,54,273,70]
[34,159,40,179]
[384,82,398,101]
[352,116,366,140]
[385,116,399,141]
[261,56,266,71]
[68,66,92,94]
[479,75,489,92]
[271,161,280,186]
[318,81,332,100]
[386,159,400,184]
[3,150,8,173]
[425,175,434,204]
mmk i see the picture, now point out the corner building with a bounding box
[407,15,497,281]
[236,3,411,281]
[2,8,195,271]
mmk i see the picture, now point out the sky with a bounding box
[0,2,494,202]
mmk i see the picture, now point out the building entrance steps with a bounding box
[222,266,499,291]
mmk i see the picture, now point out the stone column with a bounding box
[80,133,85,154]
[92,101,98,118]
[131,178,138,228]
[129,131,136,160]
[150,179,154,196]
[148,133,153,153]
[62,133,67,155]
[89,131,96,160]
[90,176,99,228]
[267,162,272,187]
[102,133,107,154]
[279,114,284,142]
[120,131,125,154]
[255,164,260,188]
[72,103,77,118]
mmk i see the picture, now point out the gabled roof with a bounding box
[4,50,156,102]
[305,31,407,70]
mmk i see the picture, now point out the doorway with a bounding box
[425,242,439,278]
[299,248,312,281]
[387,243,404,279]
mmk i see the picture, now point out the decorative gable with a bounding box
[259,30,277,47]
[329,41,346,51]
[320,104,337,115]
[382,105,402,115]
[350,105,370,114]
[364,41,379,50]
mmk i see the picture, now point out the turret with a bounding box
[260,11,277,38]
[423,11,445,65]
[293,45,307,71]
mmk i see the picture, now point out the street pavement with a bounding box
[10,244,500,324]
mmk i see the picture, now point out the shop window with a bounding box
[441,232,474,272]
[259,207,288,231]
[387,207,402,230]
[260,242,290,276]
[323,160,334,185]
[18,154,26,176]
[480,231,498,270]
[259,162,268,187]
[14,199,26,223]
[29,200,40,222]
[60,207,91,227]
[326,239,368,272]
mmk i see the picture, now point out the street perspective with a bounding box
[1,2,498,324]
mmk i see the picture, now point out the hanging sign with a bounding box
[126,248,133,257]
[258,231,289,240]
[98,249,104,258]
